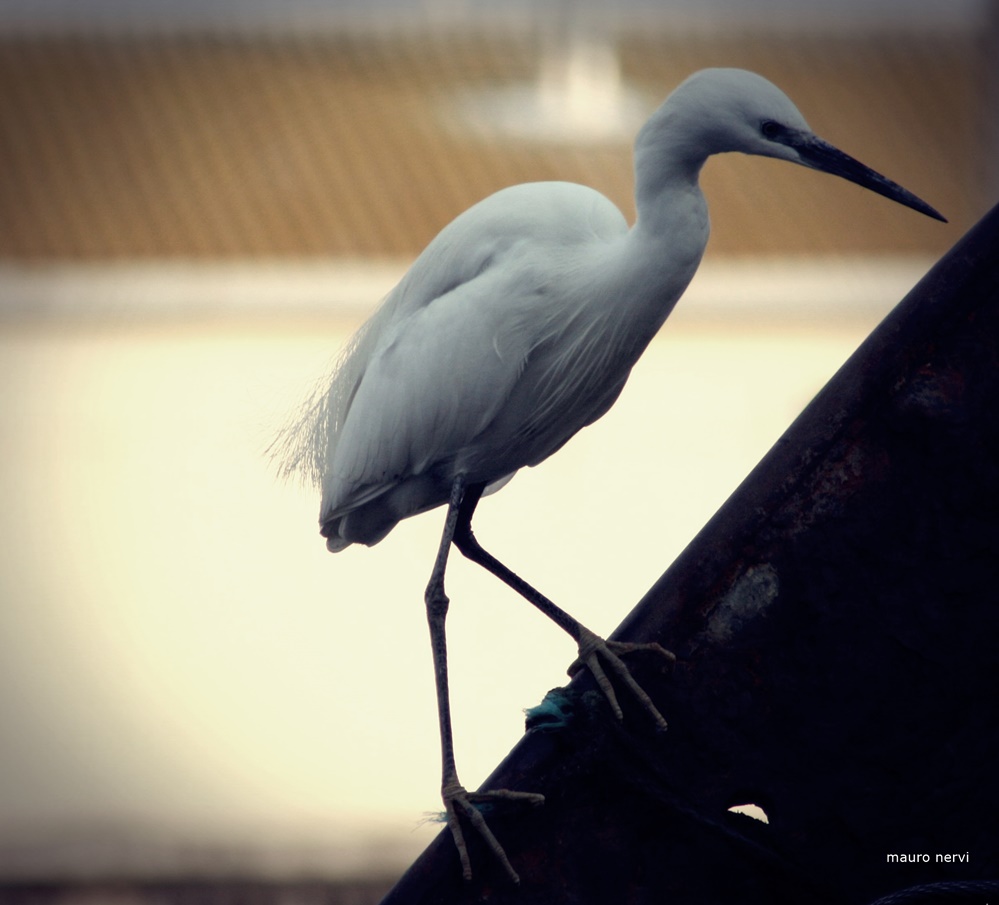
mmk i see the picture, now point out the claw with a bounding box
[568,627,673,731]
[442,779,545,883]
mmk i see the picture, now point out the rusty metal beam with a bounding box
[380,201,999,905]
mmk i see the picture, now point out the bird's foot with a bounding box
[567,626,674,731]
[442,778,545,884]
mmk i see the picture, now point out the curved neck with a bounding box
[632,108,711,247]
[635,108,708,201]
[561,104,713,367]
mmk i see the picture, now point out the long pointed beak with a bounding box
[792,133,946,223]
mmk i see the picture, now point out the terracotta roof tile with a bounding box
[0,30,986,260]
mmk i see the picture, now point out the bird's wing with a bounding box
[315,181,629,519]
[270,195,527,497]
[321,242,561,517]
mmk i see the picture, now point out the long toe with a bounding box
[569,627,672,731]
[442,780,544,884]
[606,638,676,671]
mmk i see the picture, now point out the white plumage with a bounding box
[274,68,942,884]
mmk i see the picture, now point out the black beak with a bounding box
[791,132,946,223]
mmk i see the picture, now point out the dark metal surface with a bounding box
[381,200,999,905]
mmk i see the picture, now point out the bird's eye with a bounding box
[761,120,783,140]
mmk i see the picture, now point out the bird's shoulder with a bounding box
[456,181,627,241]
[392,181,627,314]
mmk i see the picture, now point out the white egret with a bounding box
[275,68,944,884]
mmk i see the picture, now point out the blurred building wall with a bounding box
[0,20,989,268]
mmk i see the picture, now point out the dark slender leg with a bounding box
[425,475,543,885]
[454,482,672,730]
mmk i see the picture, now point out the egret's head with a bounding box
[663,68,813,162]
[648,67,945,222]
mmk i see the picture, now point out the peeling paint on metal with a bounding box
[704,563,780,645]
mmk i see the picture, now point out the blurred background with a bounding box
[0,0,994,900]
